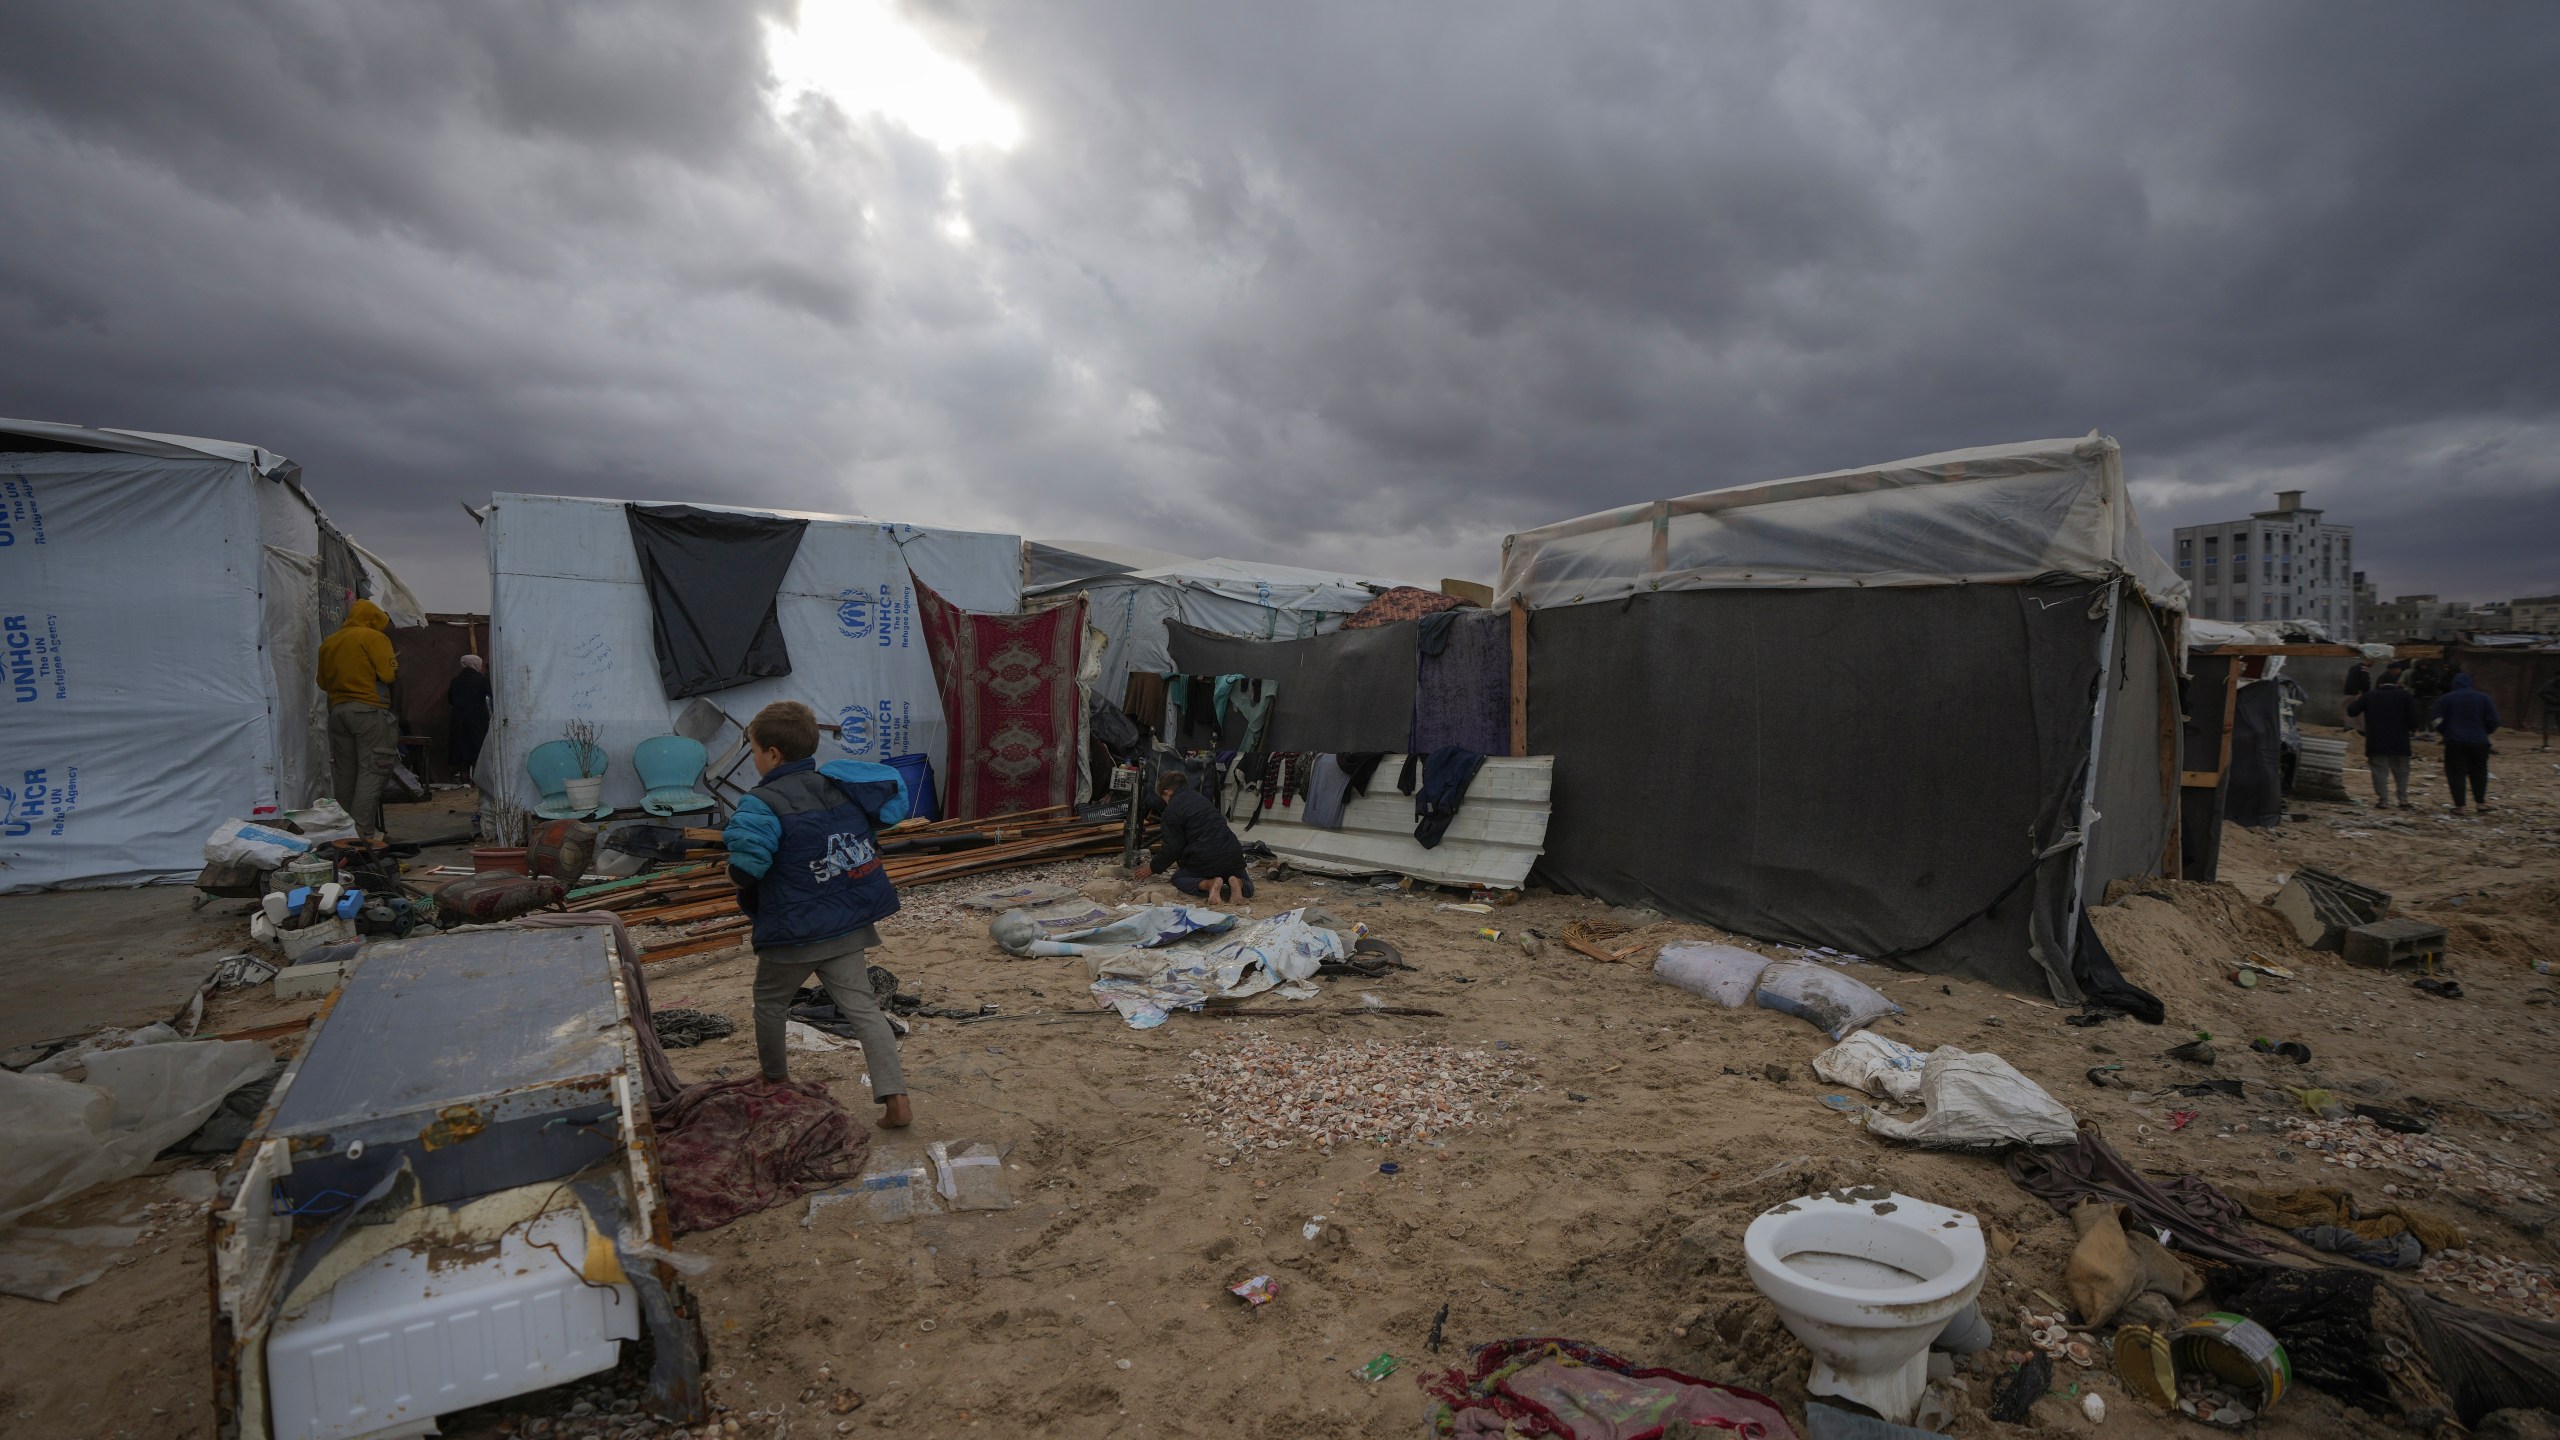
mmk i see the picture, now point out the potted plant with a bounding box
[562,719,608,811]
[472,790,531,874]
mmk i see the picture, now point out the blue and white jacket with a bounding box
[723,758,909,949]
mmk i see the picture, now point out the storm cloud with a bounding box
[3,1,2554,608]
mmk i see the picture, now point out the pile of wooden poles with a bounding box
[565,804,1125,963]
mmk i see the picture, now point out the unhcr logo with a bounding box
[837,705,873,755]
[836,590,874,639]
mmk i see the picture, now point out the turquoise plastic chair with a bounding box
[527,739,613,821]
[634,735,717,817]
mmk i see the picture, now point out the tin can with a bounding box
[1476,927,1504,941]
[2114,1314,2290,1416]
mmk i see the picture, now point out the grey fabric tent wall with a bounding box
[1165,621,1417,753]
[1526,583,2130,998]
[2083,602,2178,902]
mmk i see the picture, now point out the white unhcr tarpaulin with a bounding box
[484,494,1020,813]
[1497,435,2185,612]
[1028,555,1393,707]
[0,420,417,890]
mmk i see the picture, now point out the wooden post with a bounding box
[1508,601,1530,757]
[2157,608,2182,878]
[2215,658,2242,778]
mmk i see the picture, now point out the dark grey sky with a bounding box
[4,1,2555,610]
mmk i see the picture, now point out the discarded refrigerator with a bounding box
[211,926,705,1440]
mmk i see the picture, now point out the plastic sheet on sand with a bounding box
[1088,909,1343,1028]
[0,1039,275,1229]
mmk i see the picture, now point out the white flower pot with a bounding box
[563,776,606,810]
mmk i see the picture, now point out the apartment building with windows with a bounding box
[2171,491,2356,637]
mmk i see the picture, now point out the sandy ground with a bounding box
[5,725,2558,1440]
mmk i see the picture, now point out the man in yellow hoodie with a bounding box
[316,599,400,836]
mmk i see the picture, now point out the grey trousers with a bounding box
[327,701,399,835]
[2368,753,2410,804]
[751,926,904,1097]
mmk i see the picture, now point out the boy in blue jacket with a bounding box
[724,701,914,1127]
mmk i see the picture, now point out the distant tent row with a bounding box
[0,419,419,890]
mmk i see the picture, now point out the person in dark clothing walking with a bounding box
[1133,770,1253,904]
[2431,673,2501,812]
[445,655,492,774]
[2347,670,2425,808]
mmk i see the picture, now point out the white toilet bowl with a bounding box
[1743,1190,1987,1423]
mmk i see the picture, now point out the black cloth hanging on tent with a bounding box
[625,504,810,700]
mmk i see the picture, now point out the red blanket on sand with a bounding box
[657,1079,869,1235]
[913,578,1086,821]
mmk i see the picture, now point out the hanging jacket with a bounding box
[316,599,398,708]
[724,758,909,949]
[1414,745,1486,849]
[2431,673,2502,747]
[2347,683,2425,758]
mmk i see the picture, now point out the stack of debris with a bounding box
[567,806,1126,963]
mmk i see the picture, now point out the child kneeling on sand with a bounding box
[723,700,914,1128]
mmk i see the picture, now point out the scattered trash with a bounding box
[2251,1038,2313,1064]
[2413,977,2465,999]
[1987,1353,2051,1424]
[2169,1110,2201,1131]
[1378,1162,1401,1175]
[2419,1250,2558,1320]
[2286,1116,2553,1204]
[652,1008,736,1049]
[2113,1314,2290,1425]
[785,1021,849,1053]
[2351,1102,2430,1134]
[2165,1036,2217,1065]
[926,1138,1013,1211]
[2269,866,2390,951]
[805,1144,937,1227]
[2082,1392,2107,1423]
[1426,1302,1448,1352]
[1176,1036,1535,1151]
[1862,1047,2077,1149]
[1229,1275,1276,1308]
[2087,1063,2127,1088]
[1352,1353,1399,1383]
[208,953,277,990]
[1803,1401,1951,1439]
[1812,1031,1929,1104]
[2059,1201,2203,1328]
[1820,1094,1862,1113]
[0,1038,275,1229]
[1437,902,1494,914]
[1421,1339,1796,1439]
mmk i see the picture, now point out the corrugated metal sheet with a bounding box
[1233,755,1553,889]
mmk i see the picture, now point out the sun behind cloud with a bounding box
[763,0,1023,152]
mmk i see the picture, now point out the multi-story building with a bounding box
[2171,491,2356,636]
[2508,595,2560,635]
[2366,595,2460,643]
[2352,571,2380,637]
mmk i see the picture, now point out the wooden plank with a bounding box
[2215,658,2242,778]
[2179,770,2223,789]
[2196,643,2358,657]
[1509,602,1530,758]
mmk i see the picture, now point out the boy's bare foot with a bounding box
[879,1094,913,1128]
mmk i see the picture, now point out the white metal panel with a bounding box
[1236,755,1554,889]
[265,1207,637,1440]
[484,494,1023,812]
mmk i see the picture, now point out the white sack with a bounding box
[0,1039,273,1228]
[1862,1047,2077,1150]
[1812,1031,1931,1105]
[203,818,312,868]
[1654,943,1773,1008]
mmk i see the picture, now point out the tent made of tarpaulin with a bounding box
[482,494,1019,815]
[1027,556,1397,711]
[1022,538,1196,591]
[0,419,421,890]
[390,613,488,785]
[1500,435,2185,1002]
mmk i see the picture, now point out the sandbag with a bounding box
[1813,1031,1931,1104]
[1754,960,1903,1040]
[1654,942,1772,1008]
[524,819,599,881]
[1864,1047,2077,1149]
[433,873,566,925]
